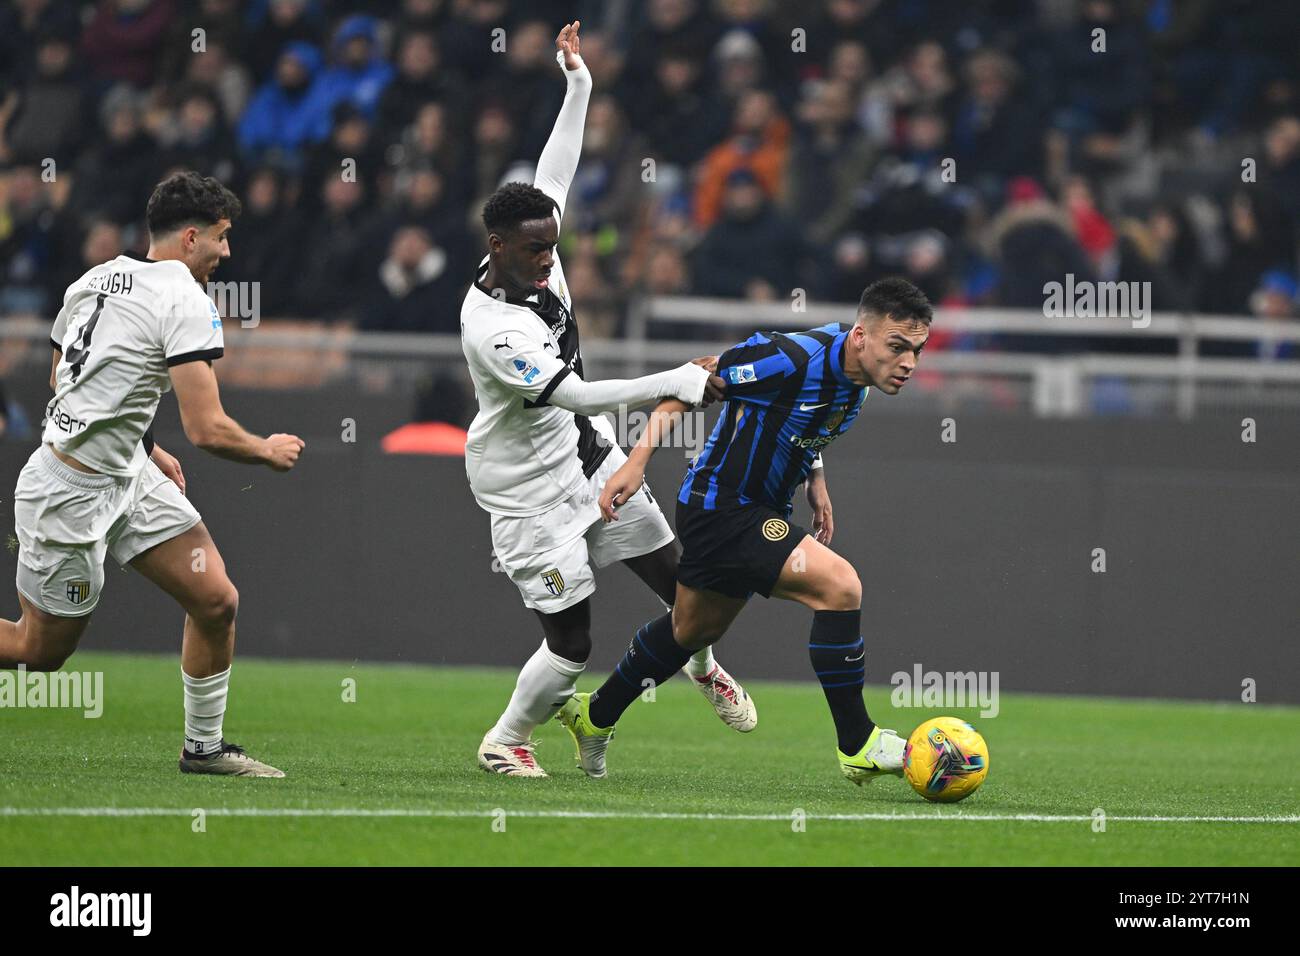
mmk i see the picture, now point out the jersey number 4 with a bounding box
[64,293,106,383]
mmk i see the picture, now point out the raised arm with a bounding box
[533,21,592,219]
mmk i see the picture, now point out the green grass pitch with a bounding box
[2,651,1297,866]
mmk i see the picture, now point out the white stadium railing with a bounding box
[4,301,1300,420]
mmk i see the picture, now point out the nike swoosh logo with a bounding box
[844,652,865,662]
[800,402,829,411]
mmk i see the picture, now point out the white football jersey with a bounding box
[46,253,224,477]
[461,249,617,516]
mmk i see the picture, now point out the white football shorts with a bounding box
[13,444,201,617]
[489,446,675,613]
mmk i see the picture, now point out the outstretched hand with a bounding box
[556,20,583,71]
[598,460,644,523]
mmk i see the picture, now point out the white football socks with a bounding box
[183,666,230,756]
[685,644,716,678]
[489,642,585,746]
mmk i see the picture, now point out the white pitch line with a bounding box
[1,807,1297,823]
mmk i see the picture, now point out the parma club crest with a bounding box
[541,568,566,596]
[65,579,91,605]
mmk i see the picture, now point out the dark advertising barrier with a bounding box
[1,391,1296,704]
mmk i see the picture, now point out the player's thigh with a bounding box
[491,514,597,615]
[13,591,92,670]
[769,535,862,611]
[128,522,237,620]
[587,458,675,574]
[671,582,747,648]
[13,444,119,619]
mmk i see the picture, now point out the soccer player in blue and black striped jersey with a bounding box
[557,278,933,786]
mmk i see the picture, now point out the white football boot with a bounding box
[477,735,548,778]
[178,741,285,778]
[689,663,758,732]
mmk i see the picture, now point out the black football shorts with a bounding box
[675,498,808,600]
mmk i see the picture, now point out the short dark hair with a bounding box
[481,181,556,237]
[146,171,241,237]
[857,276,933,326]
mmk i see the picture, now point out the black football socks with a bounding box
[588,612,691,729]
[809,609,873,754]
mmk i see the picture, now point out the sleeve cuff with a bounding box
[166,347,224,367]
[50,337,62,351]
[534,364,572,407]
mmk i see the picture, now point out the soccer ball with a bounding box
[902,717,989,803]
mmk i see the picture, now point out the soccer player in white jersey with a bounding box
[462,22,757,777]
[0,172,305,777]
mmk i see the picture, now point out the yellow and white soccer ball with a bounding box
[902,717,989,803]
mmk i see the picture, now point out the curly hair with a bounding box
[858,276,934,326]
[145,171,242,237]
[481,181,556,237]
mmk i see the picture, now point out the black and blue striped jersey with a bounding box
[678,323,869,515]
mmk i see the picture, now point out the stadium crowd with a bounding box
[1,0,1298,354]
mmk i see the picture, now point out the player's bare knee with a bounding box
[671,611,712,648]
[824,564,862,611]
[194,583,239,629]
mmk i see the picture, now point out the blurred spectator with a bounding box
[68,84,160,224]
[861,39,956,148]
[237,41,324,171]
[158,84,238,183]
[375,30,465,137]
[81,0,177,88]
[989,177,1094,312]
[0,165,69,316]
[640,42,730,171]
[2,28,89,166]
[469,103,517,201]
[1249,271,1299,360]
[567,95,647,246]
[303,102,385,203]
[1042,0,1150,159]
[296,14,395,144]
[641,242,692,296]
[692,168,803,299]
[785,79,876,247]
[361,224,462,332]
[693,89,790,229]
[0,0,83,90]
[1206,191,1295,315]
[478,20,565,162]
[564,243,621,339]
[221,166,301,315]
[291,175,378,319]
[950,49,1042,196]
[245,0,326,83]
[1258,116,1300,224]
[181,37,252,128]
